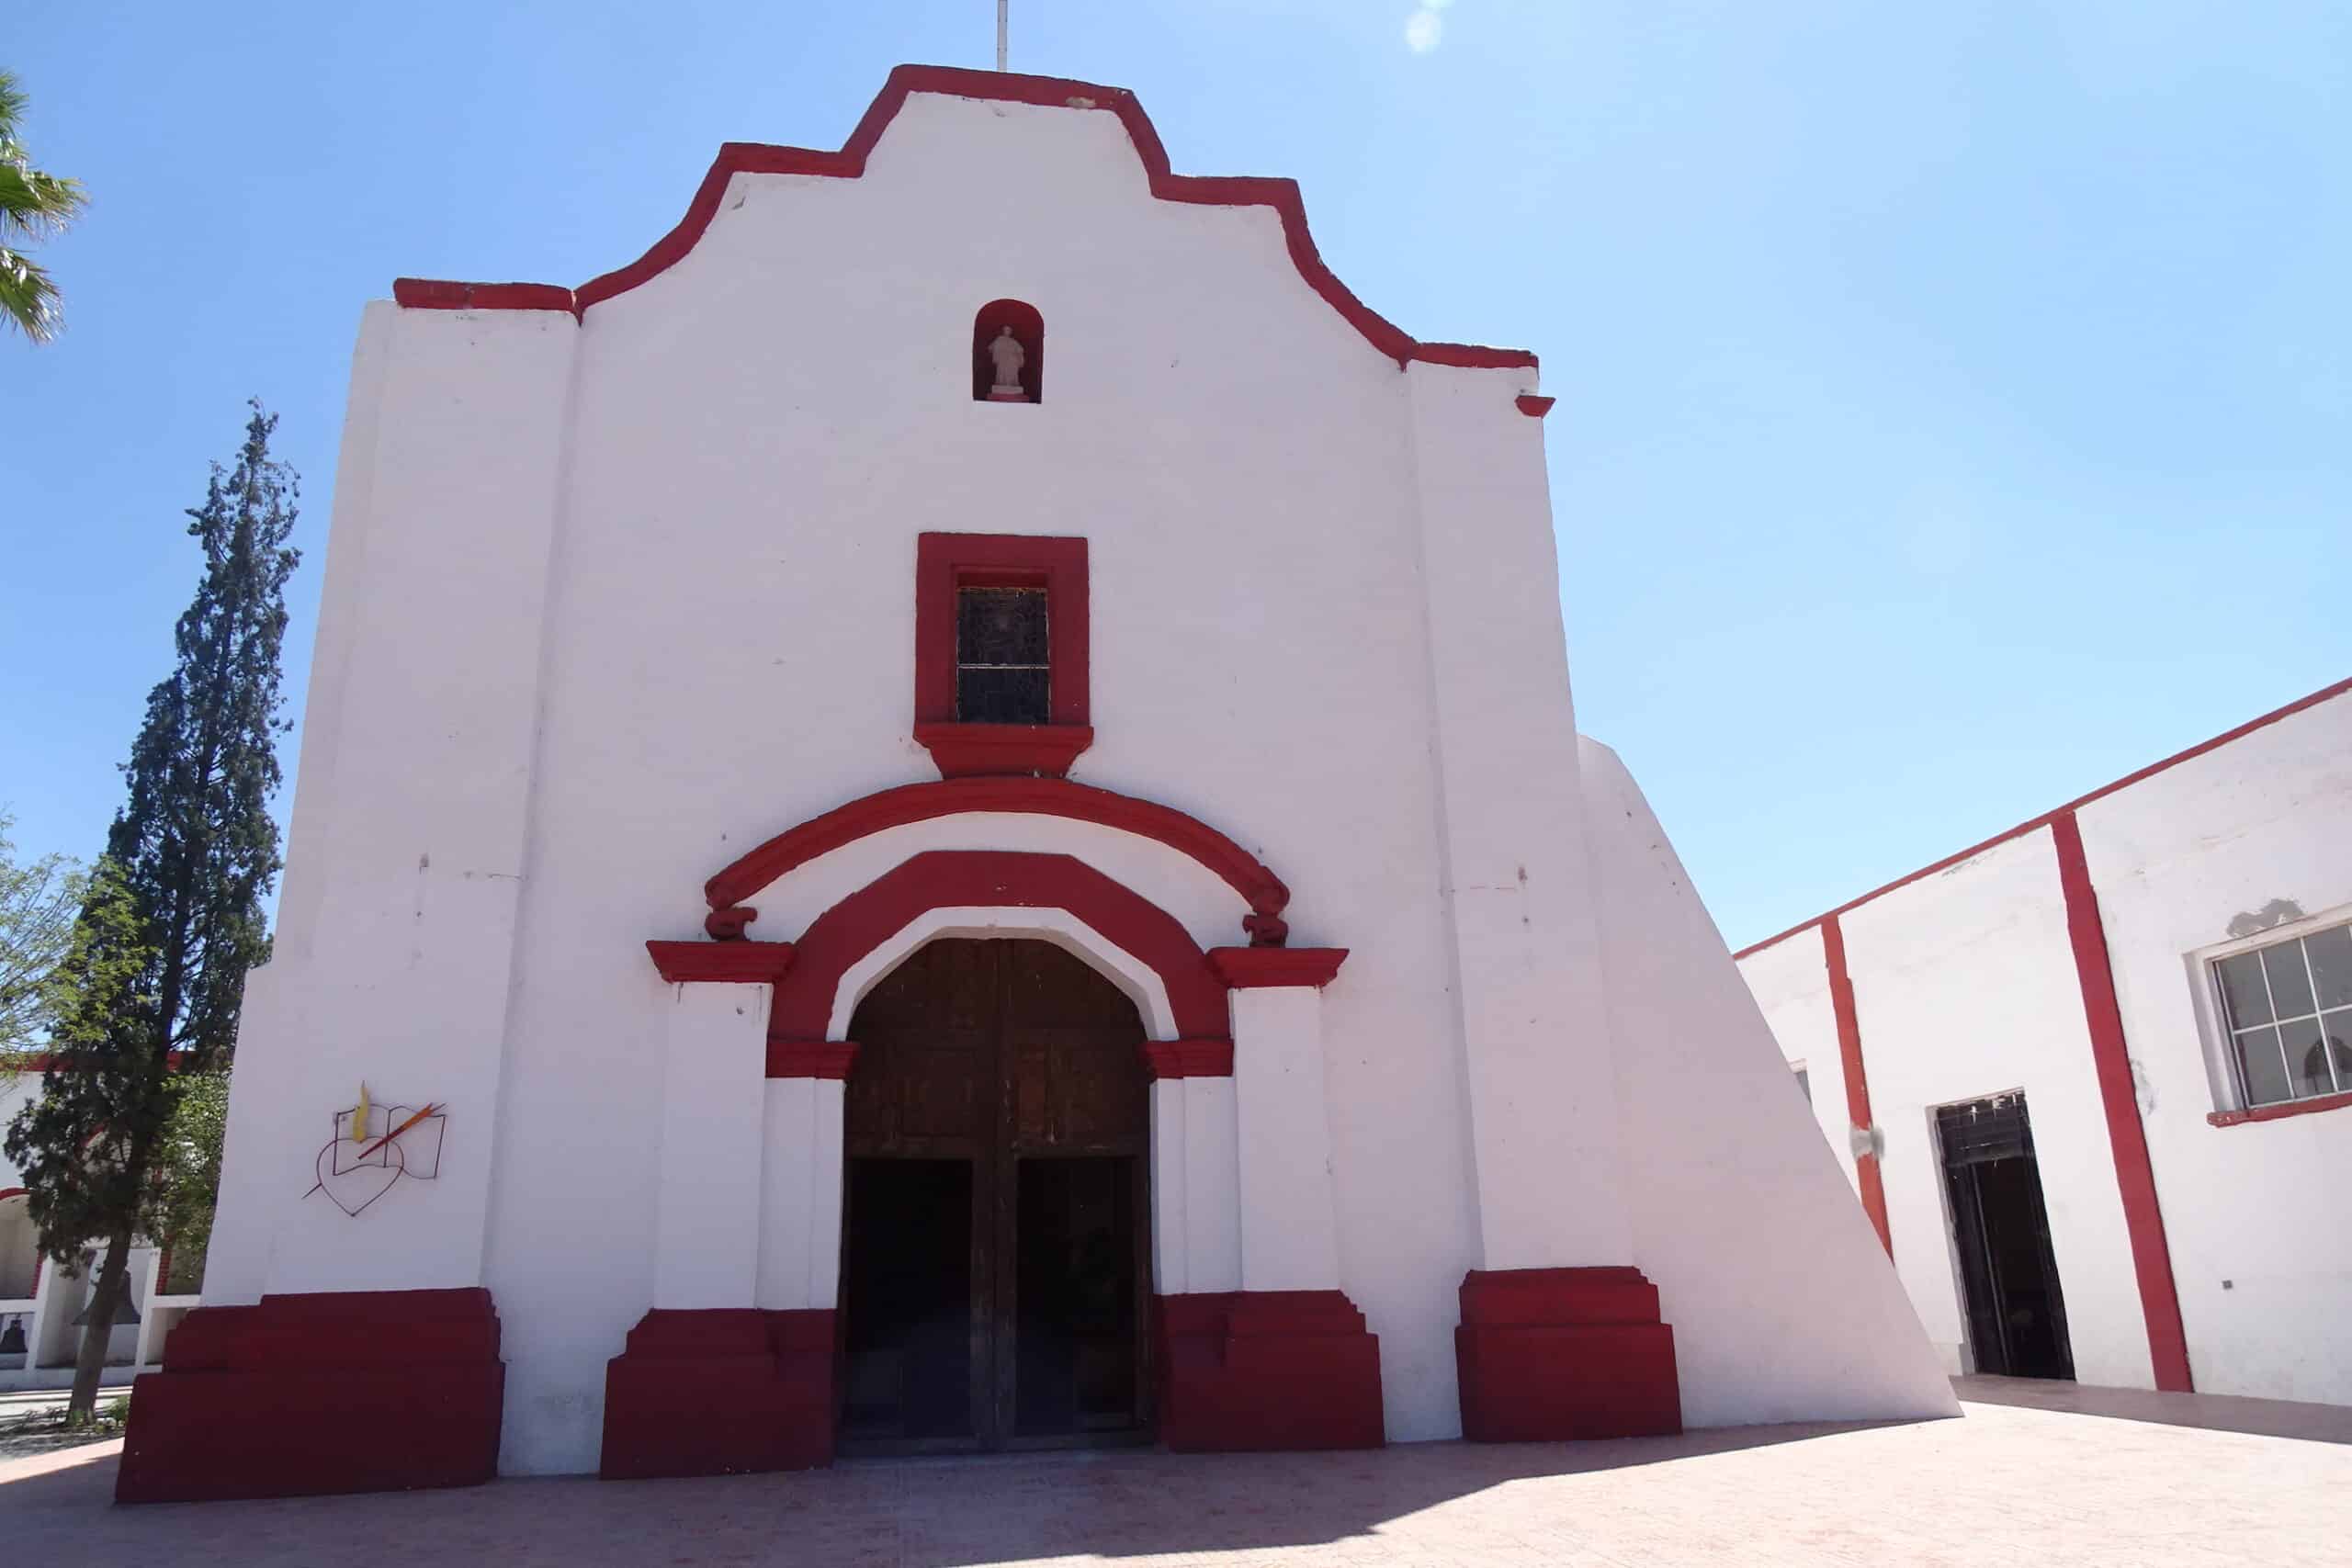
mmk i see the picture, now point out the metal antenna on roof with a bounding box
[997,1,1009,71]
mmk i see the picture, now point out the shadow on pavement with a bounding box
[1956,1374,2352,1446]
[0,1417,1927,1565]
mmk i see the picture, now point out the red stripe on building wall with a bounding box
[2049,810,2194,1393]
[1819,914,1892,1257]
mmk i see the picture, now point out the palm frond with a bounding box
[0,163,88,239]
[0,243,64,342]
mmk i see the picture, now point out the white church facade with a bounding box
[118,67,1953,1502]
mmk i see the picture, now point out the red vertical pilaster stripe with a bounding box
[1820,913,1892,1257]
[2049,810,2194,1392]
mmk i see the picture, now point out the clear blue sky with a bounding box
[4,1,2346,949]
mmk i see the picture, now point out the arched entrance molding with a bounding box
[772,851,1227,1047]
[828,906,1181,1041]
[611,826,1379,1476]
[700,777,1296,948]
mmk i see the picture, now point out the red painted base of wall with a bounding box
[1156,1290,1384,1451]
[600,1308,835,1479]
[115,1287,505,1504]
[1454,1267,1682,1442]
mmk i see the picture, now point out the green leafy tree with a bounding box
[4,403,298,1420]
[152,1071,230,1293]
[1,810,84,1066]
[0,71,88,343]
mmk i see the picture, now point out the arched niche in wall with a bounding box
[972,299,1044,403]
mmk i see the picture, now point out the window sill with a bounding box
[2207,1089,2352,1127]
[914,722,1093,779]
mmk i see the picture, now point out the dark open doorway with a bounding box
[837,938,1151,1453]
[1938,1093,2074,1381]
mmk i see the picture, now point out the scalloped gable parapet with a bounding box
[390,64,1538,374]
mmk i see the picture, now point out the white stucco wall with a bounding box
[209,79,1951,1473]
[2075,694,2352,1404]
[1840,829,2151,1387]
[1583,742,1955,1425]
[1739,686,2352,1405]
[1738,926,1859,1196]
[1,1073,41,1307]
[0,1071,36,1191]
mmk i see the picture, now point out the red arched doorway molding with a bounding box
[701,776,1295,949]
[768,851,1228,1059]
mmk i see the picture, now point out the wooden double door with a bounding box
[838,939,1152,1451]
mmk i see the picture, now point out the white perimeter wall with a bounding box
[1740,689,2352,1404]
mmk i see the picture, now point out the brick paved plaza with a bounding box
[4,1380,2346,1565]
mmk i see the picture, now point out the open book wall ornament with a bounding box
[303,1096,447,1216]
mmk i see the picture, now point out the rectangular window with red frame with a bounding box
[914,534,1091,778]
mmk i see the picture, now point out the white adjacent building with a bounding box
[119,66,1953,1503]
[1741,677,2352,1406]
[0,1067,200,1389]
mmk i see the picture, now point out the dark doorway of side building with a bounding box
[1938,1093,2075,1381]
[837,938,1152,1453]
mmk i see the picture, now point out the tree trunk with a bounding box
[67,1222,135,1422]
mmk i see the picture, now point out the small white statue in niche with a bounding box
[987,325,1027,400]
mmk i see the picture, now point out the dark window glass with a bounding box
[2280,1017,2331,1098]
[2216,952,2272,1027]
[958,666,1050,725]
[2307,925,2352,1010]
[956,586,1048,724]
[958,587,1047,667]
[2218,924,2352,1108]
[2236,1024,2290,1106]
[2264,942,2317,1019]
[2324,1012,2352,1090]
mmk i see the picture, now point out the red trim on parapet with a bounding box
[2051,811,2194,1393]
[1207,947,1348,988]
[703,776,1293,938]
[646,941,795,985]
[1736,673,2352,961]
[2209,1089,2352,1127]
[388,280,573,312]
[1514,395,1555,418]
[1820,914,1892,1258]
[390,63,1538,372]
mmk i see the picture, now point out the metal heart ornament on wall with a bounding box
[302,1095,447,1217]
[313,1134,405,1216]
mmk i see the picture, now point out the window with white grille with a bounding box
[2211,922,2352,1108]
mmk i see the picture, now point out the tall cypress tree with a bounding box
[4,401,298,1419]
